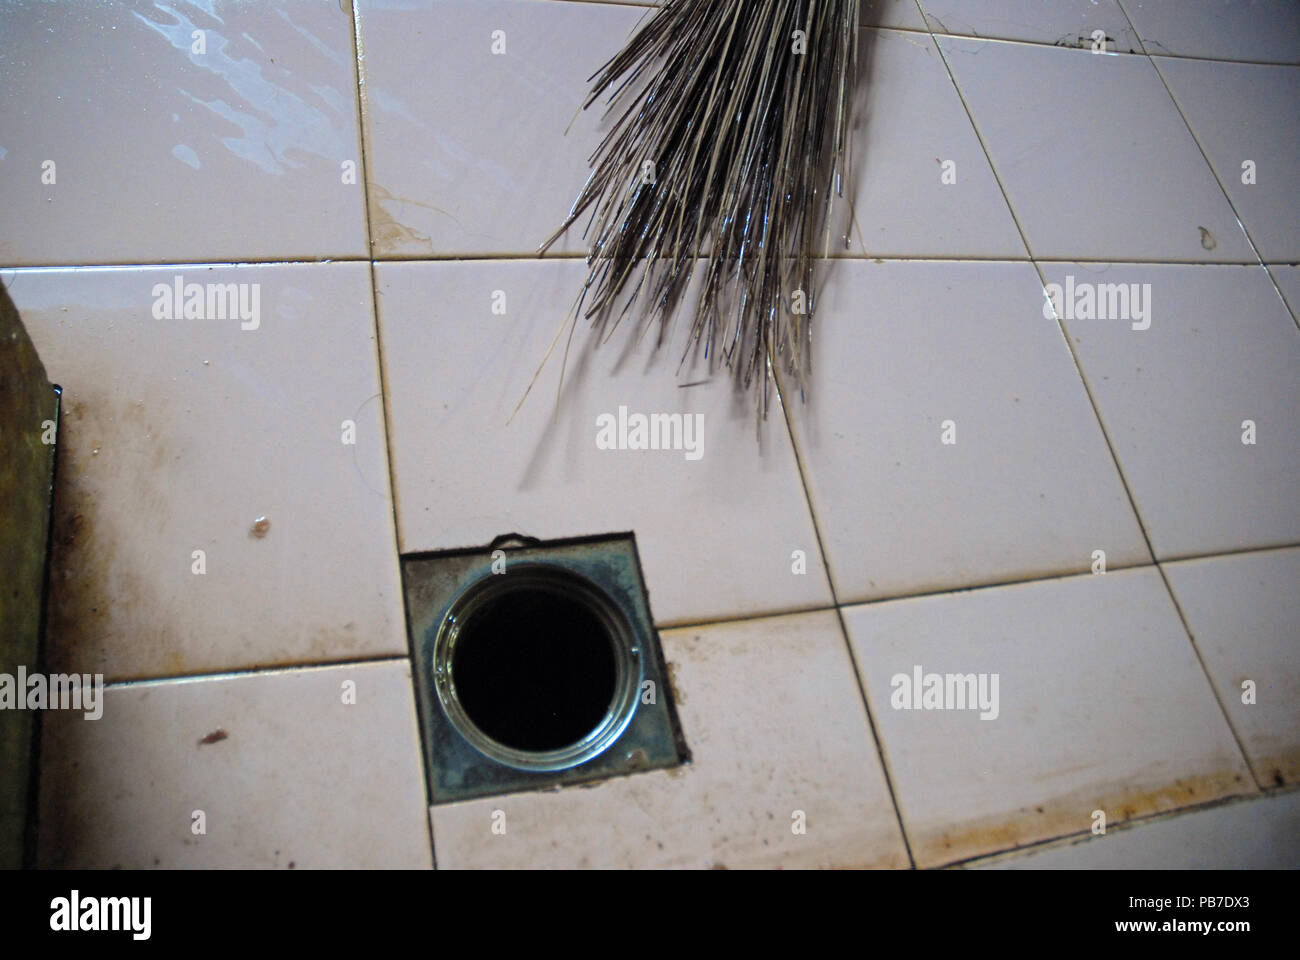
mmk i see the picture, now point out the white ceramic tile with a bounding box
[375,258,831,625]
[1269,265,1300,326]
[1164,548,1300,787]
[36,660,432,869]
[783,260,1148,605]
[919,0,1142,53]
[832,28,1027,259]
[861,0,930,32]
[1155,58,1300,262]
[972,789,1300,868]
[431,610,910,869]
[5,262,404,680]
[557,0,929,27]
[1120,0,1300,64]
[356,0,646,257]
[843,568,1256,868]
[937,37,1254,262]
[0,0,367,265]
[1042,263,1300,558]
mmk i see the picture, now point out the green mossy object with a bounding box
[0,279,59,869]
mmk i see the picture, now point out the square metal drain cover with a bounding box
[401,533,688,804]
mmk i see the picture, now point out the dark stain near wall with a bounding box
[42,394,180,680]
[919,766,1256,868]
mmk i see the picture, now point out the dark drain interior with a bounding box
[451,584,618,752]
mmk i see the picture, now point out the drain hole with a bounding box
[451,584,618,752]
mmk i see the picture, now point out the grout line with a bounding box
[922,4,1271,835]
[770,370,918,870]
[657,538,1300,630]
[929,23,1161,567]
[94,542,1300,688]
[347,0,439,871]
[88,542,1300,686]
[104,654,412,690]
[1152,558,1265,790]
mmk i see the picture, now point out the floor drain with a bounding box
[403,534,688,802]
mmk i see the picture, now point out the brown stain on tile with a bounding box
[44,395,174,678]
[198,729,228,747]
[665,660,685,706]
[914,766,1255,868]
[44,391,372,680]
[1254,744,1300,788]
[368,183,435,255]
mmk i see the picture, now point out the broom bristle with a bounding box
[541,0,860,415]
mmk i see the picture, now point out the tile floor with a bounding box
[2,0,1296,869]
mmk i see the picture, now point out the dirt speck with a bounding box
[249,516,270,538]
[62,514,86,547]
[198,729,228,747]
[1198,226,1217,250]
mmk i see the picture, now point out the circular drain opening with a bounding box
[452,585,616,751]
[434,566,640,771]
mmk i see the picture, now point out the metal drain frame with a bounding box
[402,533,688,804]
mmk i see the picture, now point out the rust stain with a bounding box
[915,767,1255,868]
[665,660,685,705]
[368,184,436,255]
[198,729,228,747]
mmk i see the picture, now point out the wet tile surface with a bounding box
[356,0,645,257]
[9,0,1297,871]
[0,0,367,265]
